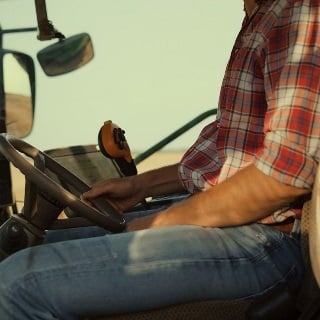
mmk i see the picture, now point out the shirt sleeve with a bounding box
[255,0,320,189]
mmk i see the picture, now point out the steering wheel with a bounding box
[0,134,126,233]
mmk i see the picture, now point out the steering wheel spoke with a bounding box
[23,178,38,219]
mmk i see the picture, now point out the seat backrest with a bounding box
[294,166,320,320]
[309,165,320,287]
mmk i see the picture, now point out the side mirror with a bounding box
[37,33,94,76]
[1,50,35,138]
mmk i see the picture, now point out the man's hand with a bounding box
[81,163,184,213]
[82,176,142,213]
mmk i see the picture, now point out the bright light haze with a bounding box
[0,0,244,153]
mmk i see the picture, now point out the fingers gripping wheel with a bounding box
[0,134,126,234]
[98,120,137,176]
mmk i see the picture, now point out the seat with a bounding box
[294,169,320,320]
[308,167,320,288]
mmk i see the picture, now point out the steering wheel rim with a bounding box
[0,133,126,232]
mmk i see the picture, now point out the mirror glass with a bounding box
[3,52,34,138]
[37,33,94,76]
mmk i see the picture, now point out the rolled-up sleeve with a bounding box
[255,0,320,189]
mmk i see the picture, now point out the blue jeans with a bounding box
[0,208,305,320]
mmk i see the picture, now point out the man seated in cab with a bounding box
[0,0,319,319]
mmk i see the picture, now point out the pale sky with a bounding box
[0,0,244,153]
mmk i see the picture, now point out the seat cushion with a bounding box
[87,299,252,320]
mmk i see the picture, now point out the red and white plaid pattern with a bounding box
[179,0,320,223]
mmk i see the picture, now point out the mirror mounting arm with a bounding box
[34,0,65,41]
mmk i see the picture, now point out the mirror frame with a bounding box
[0,49,36,137]
[37,33,94,76]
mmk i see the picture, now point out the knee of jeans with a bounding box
[0,248,36,292]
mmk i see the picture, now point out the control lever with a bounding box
[98,120,137,176]
[0,215,44,262]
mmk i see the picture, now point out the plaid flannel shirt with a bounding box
[178,0,320,223]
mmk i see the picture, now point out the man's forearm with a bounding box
[147,164,311,228]
[137,163,186,199]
